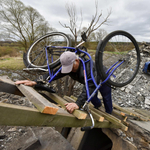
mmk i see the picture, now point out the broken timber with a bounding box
[0,76,150,131]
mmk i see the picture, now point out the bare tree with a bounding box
[0,0,53,51]
[59,1,111,97]
[90,28,108,42]
[60,1,111,45]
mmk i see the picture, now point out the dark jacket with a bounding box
[36,57,98,108]
[54,57,98,108]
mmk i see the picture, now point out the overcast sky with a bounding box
[20,0,150,42]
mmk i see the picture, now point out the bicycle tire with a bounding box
[95,30,140,87]
[25,32,71,69]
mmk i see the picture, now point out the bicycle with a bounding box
[23,30,140,130]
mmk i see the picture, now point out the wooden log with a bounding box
[42,91,87,119]
[0,103,122,129]
[0,76,23,96]
[16,84,58,115]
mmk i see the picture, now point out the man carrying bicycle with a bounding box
[15,51,113,114]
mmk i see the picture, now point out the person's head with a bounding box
[60,51,79,73]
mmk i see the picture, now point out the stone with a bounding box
[145,97,150,107]
[137,95,145,102]
[8,127,17,132]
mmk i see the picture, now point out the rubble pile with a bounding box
[112,43,150,110]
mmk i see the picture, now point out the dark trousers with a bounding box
[91,83,112,114]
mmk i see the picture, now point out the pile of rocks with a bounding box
[112,43,150,110]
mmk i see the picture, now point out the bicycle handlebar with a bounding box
[81,126,93,131]
[75,32,87,48]
[81,32,87,42]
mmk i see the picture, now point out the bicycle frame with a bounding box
[45,45,123,102]
[44,45,124,130]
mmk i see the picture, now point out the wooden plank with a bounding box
[42,91,87,119]
[89,106,128,131]
[138,109,150,117]
[16,84,58,115]
[67,95,127,126]
[112,109,126,117]
[91,110,104,122]
[90,106,121,123]
[89,103,122,124]
[100,103,126,117]
[0,76,23,96]
[133,108,150,119]
[64,95,104,122]
[101,105,129,126]
[64,95,76,103]
[126,108,149,121]
[69,95,123,122]
[64,95,127,131]
[0,103,123,129]
[113,103,133,116]
[111,109,127,122]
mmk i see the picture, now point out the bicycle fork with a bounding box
[81,102,95,131]
[80,60,124,131]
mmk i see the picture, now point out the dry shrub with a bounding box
[0,46,19,57]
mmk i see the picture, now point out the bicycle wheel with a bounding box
[95,30,140,87]
[25,32,71,69]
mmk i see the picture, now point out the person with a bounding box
[15,51,113,114]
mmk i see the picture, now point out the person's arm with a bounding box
[15,80,37,86]
[75,86,87,109]
[76,84,96,109]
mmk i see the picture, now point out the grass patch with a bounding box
[0,57,25,70]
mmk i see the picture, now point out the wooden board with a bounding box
[42,91,87,119]
[0,76,24,96]
[16,84,58,115]
[64,95,104,122]
[0,103,122,129]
